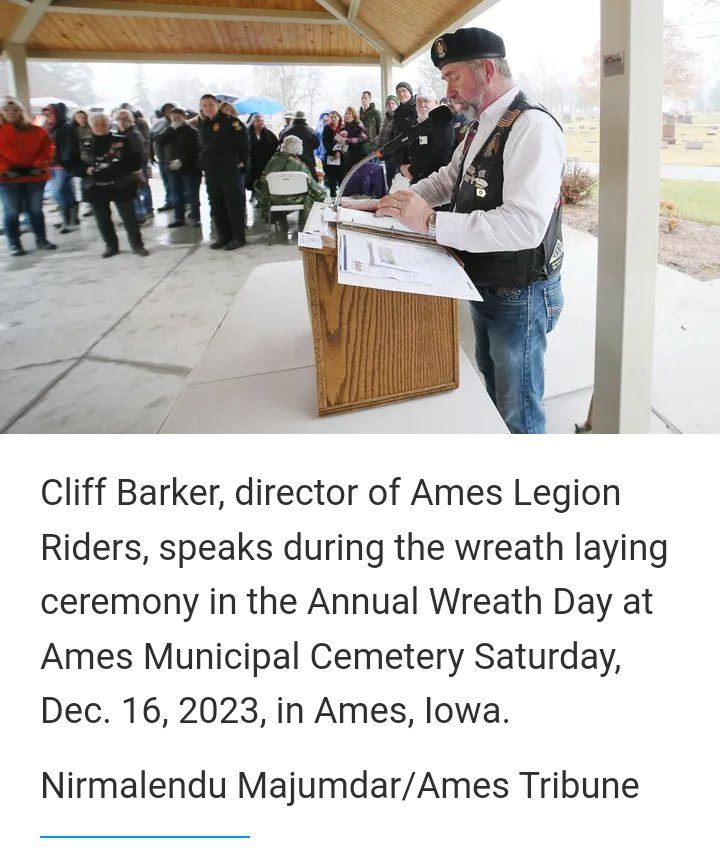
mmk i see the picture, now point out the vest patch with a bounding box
[548,238,564,269]
[450,91,565,289]
[498,108,521,128]
[483,132,501,157]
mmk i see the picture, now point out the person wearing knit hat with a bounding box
[370,25,566,434]
[395,81,413,101]
[391,81,417,164]
[375,95,399,183]
[377,98,398,151]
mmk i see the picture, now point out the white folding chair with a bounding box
[265,171,309,243]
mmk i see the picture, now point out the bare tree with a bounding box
[576,45,600,112]
[305,68,326,122]
[252,65,311,113]
[416,55,445,97]
[574,25,704,114]
[131,65,152,115]
[341,70,381,110]
[148,75,207,114]
[663,28,704,107]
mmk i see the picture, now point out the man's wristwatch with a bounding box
[427,211,437,238]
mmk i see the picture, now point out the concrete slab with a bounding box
[189,259,314,384]
[544,227,598,398]
[544,387,594,435]
[161,353,508,434]
[0,240,191,369]
[0,361,74,431]
[8,359,186,434]
[93,244,300,371]
[652,285,720,433]
[544,387,675,434]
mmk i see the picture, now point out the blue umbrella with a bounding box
[215,93,241,103]
[233,97,284,116]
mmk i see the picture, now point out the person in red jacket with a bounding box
[0,97,57,256]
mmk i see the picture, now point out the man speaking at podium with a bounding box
[375,28,565,434]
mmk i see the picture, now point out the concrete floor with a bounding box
[1,183,717,433]
[0,186,298,433]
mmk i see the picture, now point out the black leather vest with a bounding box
[451,92,565,288]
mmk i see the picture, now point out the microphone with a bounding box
[376,104,453,158]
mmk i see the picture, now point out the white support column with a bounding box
[592,0,663,432]
[380,53,393,103]
[4,43,31,108]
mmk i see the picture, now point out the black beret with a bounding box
[431,27,506,68]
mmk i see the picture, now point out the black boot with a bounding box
[59,207,73,234]
[71,203,80,226]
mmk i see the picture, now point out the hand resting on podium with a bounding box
[341,191,434,235]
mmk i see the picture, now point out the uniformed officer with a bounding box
[372,28,566,434]
[198,93,249,250]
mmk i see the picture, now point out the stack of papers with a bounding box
[337,229,481,302]
[335,206,427,239]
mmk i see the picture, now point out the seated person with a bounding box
[254,135,326,228]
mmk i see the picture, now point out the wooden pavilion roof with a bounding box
[0,0,495,65]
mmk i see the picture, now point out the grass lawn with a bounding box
[564,117,720,167]
[568,178,720,226]
[659,180,720,225]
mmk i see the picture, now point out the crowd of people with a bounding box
[1,24,570,435]
[0,83,474,257]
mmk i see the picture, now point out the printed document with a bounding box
[337,229,480,301]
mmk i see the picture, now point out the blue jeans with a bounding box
[134,169,154,219]
[159,162,175,207]
[0,181,48,247]
[168,171,201,222]
[48,168,76,209]
[469,274,564,434]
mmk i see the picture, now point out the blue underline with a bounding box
[40,835,251,839]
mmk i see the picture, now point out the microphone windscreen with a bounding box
[429,104,453,128]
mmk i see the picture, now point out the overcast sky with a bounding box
[83,0,718,108]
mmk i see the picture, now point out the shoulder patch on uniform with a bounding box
[497,108,522,128]
[232,121,240,130]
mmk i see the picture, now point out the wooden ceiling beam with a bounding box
[21,47,380,66]
[314,0,401,62]
[347,0,361,25]
[400,0,501,64]
[47,1,335,25]
[9,0,55,44]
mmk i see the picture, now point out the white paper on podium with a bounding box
[337,206,422,237]
[337,229,481,302]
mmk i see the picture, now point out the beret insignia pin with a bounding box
[434,38,447,58]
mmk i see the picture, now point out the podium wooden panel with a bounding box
[301,228,459,416]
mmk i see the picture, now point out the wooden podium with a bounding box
[301,206,459,416]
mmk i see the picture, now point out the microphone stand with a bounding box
[333,149,381,211]
[332,105,451,210]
